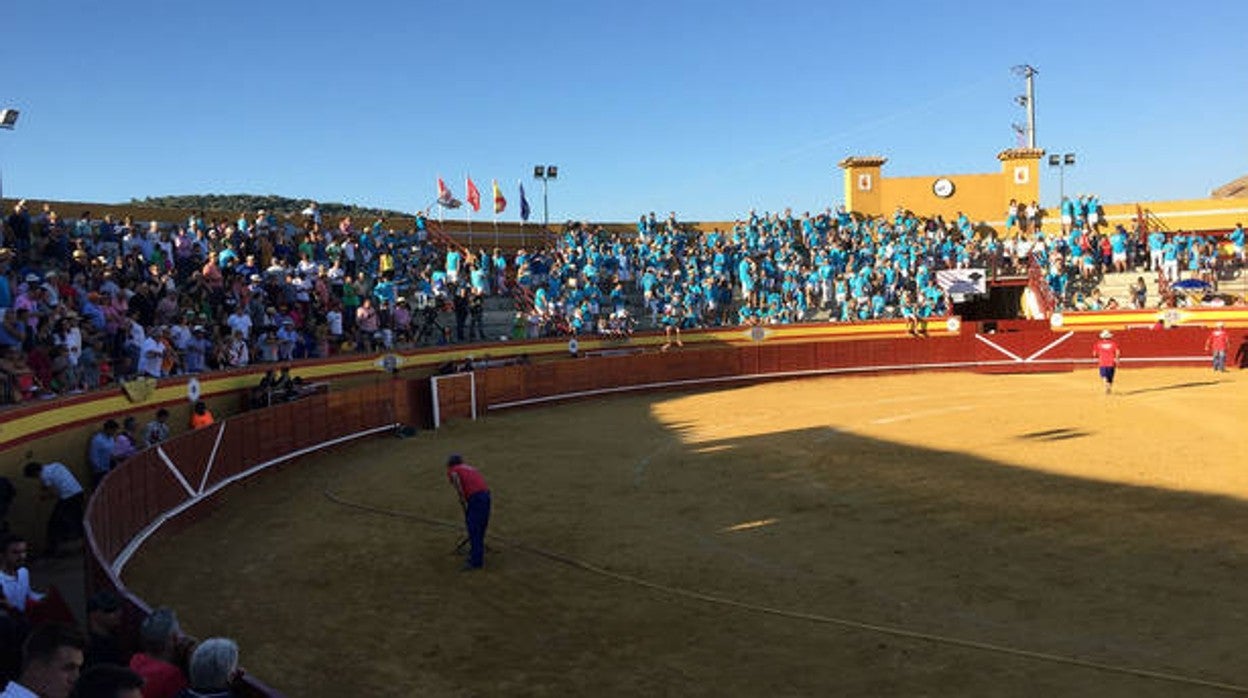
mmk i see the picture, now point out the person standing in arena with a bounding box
[1093,330,1120,395]
[1205,321,1229,373]
[446,455,491,571]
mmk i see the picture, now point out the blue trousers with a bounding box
[464,491,491,568]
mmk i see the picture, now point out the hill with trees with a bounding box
[129,194,410,219]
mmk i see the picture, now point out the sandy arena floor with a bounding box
[126,367,1248,697]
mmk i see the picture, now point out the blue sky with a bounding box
[3,0,1245,222]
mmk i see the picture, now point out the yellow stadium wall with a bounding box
[1037,198,1248,235]
[882,172,1006,222]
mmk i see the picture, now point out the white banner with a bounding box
[935,268,988,295]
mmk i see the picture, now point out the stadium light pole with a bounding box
[533,165,557,228]
[0,109,19,201]
[1047,152,1075,204]
[1011,65,1037,149]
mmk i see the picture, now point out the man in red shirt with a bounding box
[128,608,189,698]
[447,455,491,571]
[1205,322,1229,373]
[1093,330,1121,395]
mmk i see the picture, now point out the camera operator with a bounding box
[414,294,444,345]
[452,285,470,342]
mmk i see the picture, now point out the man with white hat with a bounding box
[1205,321,1229,373]
[1093,329,1121,395]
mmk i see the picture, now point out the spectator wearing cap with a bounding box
[82,592,127,669]
[127,609,188,698]
[2,622,85,698]
[179,638,242,698]
[274,319,298,362]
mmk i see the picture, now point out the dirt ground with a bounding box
[126,367,1248,697]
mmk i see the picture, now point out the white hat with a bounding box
[1099,330,1112,339]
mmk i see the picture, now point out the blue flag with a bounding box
[519,182,531,222]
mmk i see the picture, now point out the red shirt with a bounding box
[448,464,489,499]
[1094,339,1119,367]
[129,653,188,698]
[1209,328,1229,352]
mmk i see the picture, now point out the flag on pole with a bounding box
[492,180,507,214]
[466,177,481,213]
[437,178,461,209]
[519,182,531,222]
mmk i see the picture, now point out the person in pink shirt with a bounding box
[1093,330,1121,395]
[446,455,491,571]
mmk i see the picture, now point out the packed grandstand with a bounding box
[1,198,1245,403]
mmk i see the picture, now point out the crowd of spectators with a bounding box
[3,197,1245,404]
[0,200,512,404]
[0,569,245,697]
[514,208,996,337]
[0,459,244,697]
[999,196,1245,310]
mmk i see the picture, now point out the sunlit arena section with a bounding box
[123,368,1248,697]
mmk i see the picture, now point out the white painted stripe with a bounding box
[431,375,443,429]
[1024,331,1074,362]
[871,405,973,425]
[155,447,196,497]
[974,334,1024,362]
[720,518,778,533]
[111,423,398,577]
[470,372,478,420]
[487,353,1213,411]
[487,359,1018,410]
[197,422,226,495]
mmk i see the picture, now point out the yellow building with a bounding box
[838,149,1043,228]
[838,152,1248,235]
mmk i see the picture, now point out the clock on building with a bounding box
[932,178,955,198]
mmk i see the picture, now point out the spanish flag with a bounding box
[492,180,507,215]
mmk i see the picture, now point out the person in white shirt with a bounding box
[139,330,166,378]
[0,535,44,618]
[226,307,252,340]
[0,623,85,698]
[21,462,84,558]
[168,314,193,355]
[325,306,344,342]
